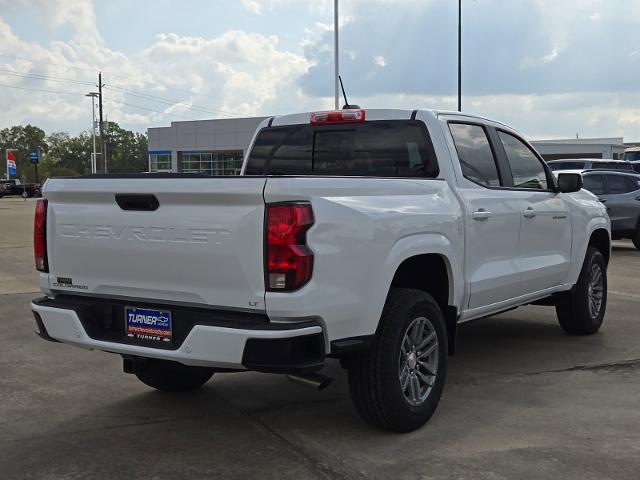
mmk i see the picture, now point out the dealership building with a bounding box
[530,137,626,161]
[147,117,268,175]
[148,118,630,174]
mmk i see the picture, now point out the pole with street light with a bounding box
[334,0,340,110]
[86,92,99,174]
[458,0,462,112]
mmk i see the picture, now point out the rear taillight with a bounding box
[310,109,365,125]
[265,203,314,291]
[34,199,48,272]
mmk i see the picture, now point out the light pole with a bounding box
[458,0,462,112]
[86,92,99,174]
[334,0,339,109]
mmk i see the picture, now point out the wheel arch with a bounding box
[386,252,459,354]
[588,228,611,265]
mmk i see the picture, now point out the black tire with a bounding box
[555,247,607,335]
[633,225,640,250]
[134,359,214,392]
[347,288,448,432]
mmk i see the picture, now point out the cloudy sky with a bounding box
[1,0,640,140]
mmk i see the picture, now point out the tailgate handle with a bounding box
[115,194,159,211]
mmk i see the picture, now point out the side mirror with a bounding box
[557,172,583,193]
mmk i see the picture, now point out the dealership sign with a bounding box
[29,147,41,165]
[5,150,16,177]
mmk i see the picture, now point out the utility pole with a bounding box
[458,0,462,112]
[86,92,99,174]
[98,72,107,173]
[334,0,339,110]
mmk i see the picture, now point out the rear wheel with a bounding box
[633,225,640,250]
[347,288,447,432]
[556,247,607,335]
[134,359,214,392]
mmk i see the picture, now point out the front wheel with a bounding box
[134,359,214,392]
[556,247,607,335]
[347,288,448,432]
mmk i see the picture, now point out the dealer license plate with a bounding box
[125,306,172,343]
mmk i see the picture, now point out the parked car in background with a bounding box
[0,179,42,198]
[547,159,634,172]
[623,147,640,162]
[580,170,640,249]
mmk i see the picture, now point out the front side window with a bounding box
[449,123,501,187]
[582,174,604,195]
[498,131,548,190]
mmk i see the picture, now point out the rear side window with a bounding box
[582,174,604,195]
[244,120,438,177]
[449,123,501,187]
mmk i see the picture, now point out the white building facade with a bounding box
[147,117,268,175]
[530,137,626,161]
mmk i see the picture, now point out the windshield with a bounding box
[624,151,640,161]
[244,120,439,177]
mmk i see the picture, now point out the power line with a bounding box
[0,64,248,118]
[105,85,238,118]
[0,82,199,122]
[0,69,95,86]
[1,51,297,115]
[113,101,197,121]
[0,82,86,96]
[0,53,103,75]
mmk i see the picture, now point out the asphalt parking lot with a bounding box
[1,197,639,479]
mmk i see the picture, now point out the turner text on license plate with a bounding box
[126,307,172,343]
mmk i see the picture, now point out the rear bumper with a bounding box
[31,296,325,372]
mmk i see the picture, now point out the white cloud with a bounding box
[240,0,263,15]
[0,8,310,133]
[3,0,640,143]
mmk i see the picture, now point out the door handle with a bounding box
[472,209,491,221]
[598,198,607,203]
[523,207,536,218]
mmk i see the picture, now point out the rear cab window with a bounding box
[244,120,439,177]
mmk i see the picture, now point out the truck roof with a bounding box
[268,108,510,129]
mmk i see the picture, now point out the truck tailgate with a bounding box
[44,177,267,311]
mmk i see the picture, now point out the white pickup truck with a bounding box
[31,108,610,432]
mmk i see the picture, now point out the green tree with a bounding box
[105,122,148,173]
[1,123,148,181]
[47,131,92,175]
[0,125,47,182]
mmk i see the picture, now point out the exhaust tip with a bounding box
[286,372,332,390]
